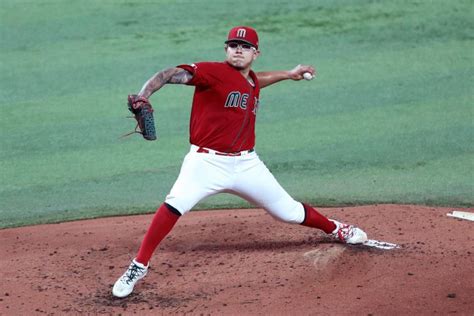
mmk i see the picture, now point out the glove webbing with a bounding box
[120,116,145,139]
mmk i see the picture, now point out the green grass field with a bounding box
[1,0,473,228]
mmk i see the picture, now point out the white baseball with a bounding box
[303,72,313,80]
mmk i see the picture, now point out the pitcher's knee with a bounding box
[264,199,305,224]
[164,195,193,216]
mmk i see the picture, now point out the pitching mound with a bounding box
[1,205,473,315]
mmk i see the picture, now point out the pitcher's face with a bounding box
[225,41,259,70]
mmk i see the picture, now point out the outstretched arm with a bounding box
[256,64,315,89]
[138,67,193,98]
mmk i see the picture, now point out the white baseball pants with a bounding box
[165,145,305,224]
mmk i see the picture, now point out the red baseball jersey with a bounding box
[177,62,260,153]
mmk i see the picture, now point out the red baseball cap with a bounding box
[225,26,259,49]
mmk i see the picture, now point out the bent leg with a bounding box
[232,156,304,223]
[165,152,233,214]
[136,152,233,265]
[232,155,336,232]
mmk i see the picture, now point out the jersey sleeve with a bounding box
[177,62,213,88]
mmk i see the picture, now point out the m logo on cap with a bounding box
[236,29,246,38]
[226,26,259,49]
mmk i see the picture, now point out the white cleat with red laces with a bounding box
[330,219,368,244]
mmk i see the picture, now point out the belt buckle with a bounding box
[216,151,239,156]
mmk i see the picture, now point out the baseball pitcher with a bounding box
[113,26,368,298]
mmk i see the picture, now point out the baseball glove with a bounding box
[125,94,157,141]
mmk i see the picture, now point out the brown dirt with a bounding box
[1,204,473,315]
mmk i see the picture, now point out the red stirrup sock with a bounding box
[300,203,336,234]
[135,203,181,265]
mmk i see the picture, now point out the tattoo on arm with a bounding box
[168,68,193,84]
[139,67,193,98]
